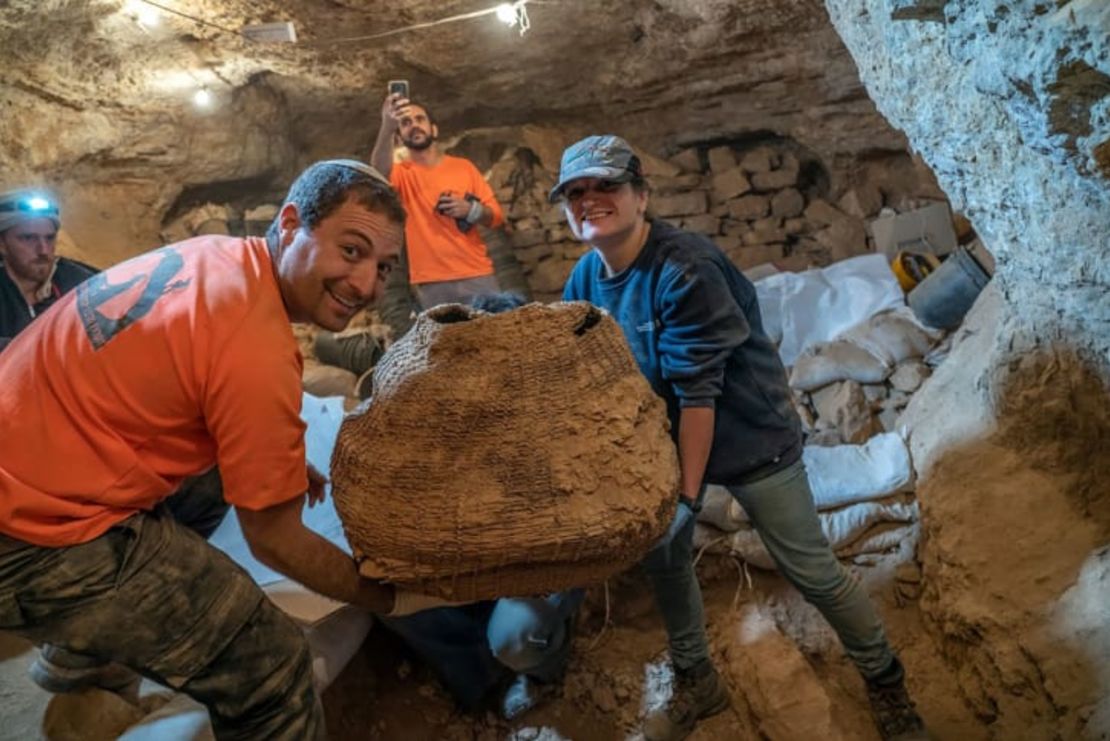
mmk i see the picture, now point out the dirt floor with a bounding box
[0,529,990,740]
[320,529,988,741]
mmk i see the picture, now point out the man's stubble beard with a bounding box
[402,130,436,151]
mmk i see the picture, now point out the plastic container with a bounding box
[907,245,991,329]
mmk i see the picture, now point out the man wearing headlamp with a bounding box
[0,188,96,351]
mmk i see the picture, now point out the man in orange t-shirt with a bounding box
[371,94,505,312]
[0,160,415,737]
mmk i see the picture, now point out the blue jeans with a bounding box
[382,589,584,709]
[646,458,895,679]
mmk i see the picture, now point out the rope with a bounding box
[693,533,731,567]
[313,1,533,45]
[133,0,238,34]
[730,556,752,612]
[132,0,536,44]
[583,580,611,652]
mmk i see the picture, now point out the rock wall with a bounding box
[467,127,943,301]
[160,124,947,305]
[824,1,1110,735]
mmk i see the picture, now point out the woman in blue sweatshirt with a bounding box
[554,135,926,741]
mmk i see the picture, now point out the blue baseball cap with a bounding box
[548,135,643,203]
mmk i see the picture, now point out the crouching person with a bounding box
[0,159,415,738]
[379,292,585,719]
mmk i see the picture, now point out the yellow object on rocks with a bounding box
[891,251,941,293]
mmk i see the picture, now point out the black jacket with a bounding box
[0,257,97,350]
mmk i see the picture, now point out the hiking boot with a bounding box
[500,673,559,721]
[866,658,928,741]
[29,644,140,696]
[642,661,730,741]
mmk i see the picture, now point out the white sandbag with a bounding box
[718,500,918,570]
[839,307,941,367]
[842,523,916,558]
[755,254,904,366]
[119,694,212,741]
[304,606,374,691]
[803,432,914,507]
[708,433,914,526]
[788,339,890,391]
[699,485,745,532]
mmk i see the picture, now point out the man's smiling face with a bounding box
[398,104,437,151]
[275,197,403,331]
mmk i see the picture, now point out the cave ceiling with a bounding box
[1,0,907,169]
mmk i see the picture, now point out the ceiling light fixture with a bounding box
[192,87,212,108]
[495,1,531,34]
[320,0,535,44]
[123,0,161,28]
[241,21,298,44]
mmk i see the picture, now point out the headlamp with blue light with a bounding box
[0,194,59,218]
[0,189,62,234]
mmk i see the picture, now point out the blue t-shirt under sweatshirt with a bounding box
[563,219,801,486]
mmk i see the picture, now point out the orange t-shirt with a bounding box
[390,155,505,285]
[0,236,308,547]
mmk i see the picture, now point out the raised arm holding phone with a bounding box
[369,83,506,312]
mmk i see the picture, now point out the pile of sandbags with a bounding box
[789,307,944,445]
[331,302,679,600]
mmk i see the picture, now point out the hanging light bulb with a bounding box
[123,0,160,28]
[193,87,212,108]
[495,3,517,24]
[493,1,531,35]
[136,5,160,27]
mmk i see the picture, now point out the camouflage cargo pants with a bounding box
[0,471,323,739]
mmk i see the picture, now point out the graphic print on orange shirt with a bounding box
[76,247,192,350]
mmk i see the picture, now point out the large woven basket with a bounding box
[331,301,679,600]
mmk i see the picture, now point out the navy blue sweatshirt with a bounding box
[563,219,801,485]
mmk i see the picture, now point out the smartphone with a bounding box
[388,79,409,99]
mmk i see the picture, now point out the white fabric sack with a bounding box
[119,694,213,741]
[839,307,941,367]
[842,523,916,558]
[788,339,890,390]
[755,254,904,367]
[802,432,914,508]
[699,484,744,531]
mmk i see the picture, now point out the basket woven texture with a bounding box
[331,301,679,600]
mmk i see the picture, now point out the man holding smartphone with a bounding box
[370,84,505,315]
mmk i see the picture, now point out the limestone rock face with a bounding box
[824,2,1110,733]
[331,302,679,600]
[825,0,1110,355]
